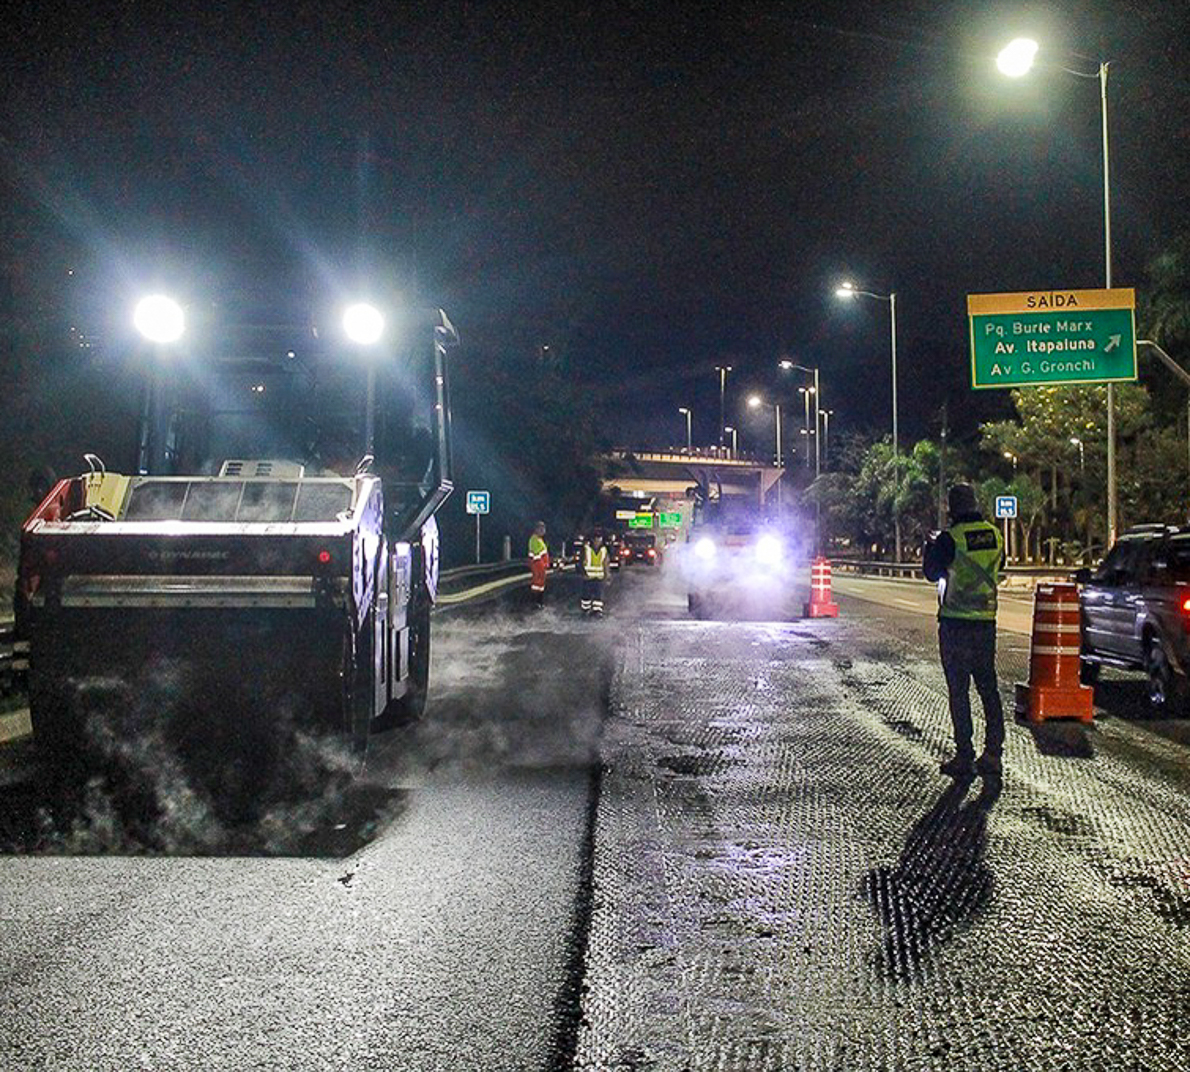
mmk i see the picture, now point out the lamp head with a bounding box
[996,37,1038,78]
[343,302,384,345]
[835,281,856,299]
[747,395,762,409]
[133,295,185,344]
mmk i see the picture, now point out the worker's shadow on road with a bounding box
[863,778,998,981]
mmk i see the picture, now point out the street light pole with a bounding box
[820,410,832,468]
[999,41,1117,545]
[799,387,813,467]
[724,425,737,457]
[678,407,692,452]
[715,366,732,447]
[835,283,899,560]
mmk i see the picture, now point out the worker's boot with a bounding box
[939,754,975,779]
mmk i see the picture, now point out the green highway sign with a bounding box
[658,512,682,528]
[628,514,653,529]
[968,288,1136,389]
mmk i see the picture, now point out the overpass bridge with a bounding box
[599,447,784,508]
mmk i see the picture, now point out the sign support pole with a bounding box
[475,513,481,564]
[1101,61,1117,547]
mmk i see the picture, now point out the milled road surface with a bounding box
[0,575,608,1072]
[578,565,1190,1070]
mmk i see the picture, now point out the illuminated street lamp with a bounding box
[780,360,821,480]
[996,37,1039,78]
[678,406,692,452]
[1004,450,1018,473]
[747,394,783,470]
[997,37,1118,543]
[836,280,900,561]
[723,424,738,457]
[133,294,185,474]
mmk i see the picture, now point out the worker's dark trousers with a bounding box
[938,617,1005,760]
[581,577,604,614]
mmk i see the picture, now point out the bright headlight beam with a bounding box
[343,302,384,345]
[996,38,1038,78]
[133,295,185,344]
[755,534,782,565]
[695,537,717,560]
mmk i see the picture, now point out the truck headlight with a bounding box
[694,537,716,560]
[755,534,782,565]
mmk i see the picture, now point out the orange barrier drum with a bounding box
[1014,582,1093,723]
[804,557,839,618]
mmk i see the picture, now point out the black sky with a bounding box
[3,0,1189,453]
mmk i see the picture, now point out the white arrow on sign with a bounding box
[1103,334,1121,353]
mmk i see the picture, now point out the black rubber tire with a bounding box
[1079,657,1101,686]
[1146,636,1188,716]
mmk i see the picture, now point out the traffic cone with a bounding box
[1014,582,1093,723]
[804,557,839,618]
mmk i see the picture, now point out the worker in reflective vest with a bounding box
[581,531,610,616]
[528,521,549,608]
[923,483,1006,785]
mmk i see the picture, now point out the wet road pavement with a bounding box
[0,574,610,1071]
[578,567,1190,1070]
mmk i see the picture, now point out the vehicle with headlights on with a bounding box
[681,511,802,619]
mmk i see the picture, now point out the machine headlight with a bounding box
[755,534,782,565]
[694,537,717,560]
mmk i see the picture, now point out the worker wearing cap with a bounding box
[923,483,1006,783]
[581,531,610,616]
[528,521,549,608]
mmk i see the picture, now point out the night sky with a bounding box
[4,0,1189,454]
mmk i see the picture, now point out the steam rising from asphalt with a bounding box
[4,598,616,856]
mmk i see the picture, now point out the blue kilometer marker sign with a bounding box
[968,288,1137,389]
[995,495,1018,520]
[465,490,490,515]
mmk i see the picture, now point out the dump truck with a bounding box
[15,306,457,782]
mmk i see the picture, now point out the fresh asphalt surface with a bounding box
[0,571,608,1072]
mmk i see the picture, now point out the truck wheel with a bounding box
[688,593,705,620]
[392,597,431,723]
[1079,658,1100,686]
[1146,637,1187,716]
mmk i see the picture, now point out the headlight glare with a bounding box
[694,537,716,560]
[755,534,782,565]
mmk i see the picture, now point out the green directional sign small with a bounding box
[628,514,653,529]
[658,512,682,528]
[968,288,1136,389]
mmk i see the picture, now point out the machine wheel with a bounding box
[1146,636,1187,716]
[1079,657,1100,686]
[391,596,431,724]
[688,593,707,620]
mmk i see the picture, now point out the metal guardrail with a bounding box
[831,559,1076,581]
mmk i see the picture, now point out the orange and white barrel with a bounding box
[1014,582,1093,723]
[804,557,839,618]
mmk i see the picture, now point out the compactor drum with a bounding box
[16,308,456,813]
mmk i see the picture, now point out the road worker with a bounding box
[922,483,1006,783]
[528,520,549,608]
[581,530,610,616]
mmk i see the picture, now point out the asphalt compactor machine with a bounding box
[16,309,457,802]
